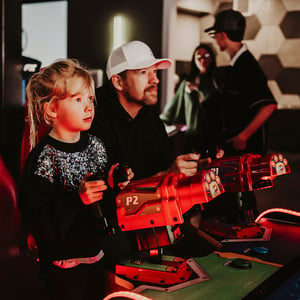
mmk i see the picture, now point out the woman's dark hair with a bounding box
[188,43,216,83]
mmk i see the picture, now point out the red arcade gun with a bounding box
[113,153,290,288]
[114,168,224,287]
[116,169,224,250]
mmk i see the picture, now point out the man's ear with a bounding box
[221,31,228,40]
[111,75,124,92]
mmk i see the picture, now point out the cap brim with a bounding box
[127,58,172,71]
[204,26,216,33]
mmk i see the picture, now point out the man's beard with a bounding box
[143,85,158,106]
[124,85,158,106]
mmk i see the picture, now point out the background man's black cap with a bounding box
[205,9,245,41]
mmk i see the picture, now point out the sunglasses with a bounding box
[209,30,222,39]
[195,53,211,60]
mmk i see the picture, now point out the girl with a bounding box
[18,59,133,300]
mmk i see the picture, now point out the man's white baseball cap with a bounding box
[106,40,172,79]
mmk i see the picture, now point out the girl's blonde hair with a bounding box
[26,59,95,151]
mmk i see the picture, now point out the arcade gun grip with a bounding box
[206,153,291,193]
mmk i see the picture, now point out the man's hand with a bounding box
[156,150,225,178]
[216,148,225,159]
[174,153,201,176]
[79,173,107,205]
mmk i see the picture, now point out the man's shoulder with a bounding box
[234,50,266,78]
[95,82,117,103]
[236,50,257,66]
[140,106,164,122]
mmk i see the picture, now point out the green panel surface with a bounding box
[140,253,279,300]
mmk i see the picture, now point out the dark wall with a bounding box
[1,0,22,108]
[68,0,163,74]
[268,109,300,153]
[1,0,165,182]
[1,0,299,184]
[68,0,164,115]
[0,0,23,183]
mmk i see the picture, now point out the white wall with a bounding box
[22,1,68,67]
[175,13,202,61]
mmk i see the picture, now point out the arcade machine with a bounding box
[104,153,293,299]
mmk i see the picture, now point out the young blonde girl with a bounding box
[18,59,133,300]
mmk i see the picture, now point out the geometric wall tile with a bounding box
[176,13,203,61]
[200,14,217,43]
[255,0,287,26]
[276,68,300,94]
[278,94,300,109]
[278,40,300,68]
[259,55,283,80]
[177,0,214,14]
[215,1,233,15]
[268,80,282,104]
[267,81,300,110]
[255,26,285,54]
[283,0,300,11]
[216,51,231,67]
[280,11,300,38]
[195,0,300,110]
[244,14,261,40]
[246,40,261,60]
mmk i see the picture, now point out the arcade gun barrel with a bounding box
[116,169,224,232]
[206,153,290,193]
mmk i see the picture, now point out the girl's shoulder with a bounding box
[85,132,104,145]
[22,135,55,178]
[85,133,107,153]
[26,134,52,159]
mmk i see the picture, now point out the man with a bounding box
[205,9,277,156]
[205,9,277,222]
[91,40,201,182]
[90,41,207,264]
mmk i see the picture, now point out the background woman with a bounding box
[160,43,216,155]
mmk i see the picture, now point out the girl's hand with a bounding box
[107,163,134,190]
[118,167,134,190]
[79,173,107,205]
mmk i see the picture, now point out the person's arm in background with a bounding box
[227,103,277,150]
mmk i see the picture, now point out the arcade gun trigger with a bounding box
[206,153,291,193]
[116,169,224,250]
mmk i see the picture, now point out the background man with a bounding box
[205,9,277,156]
[205,9,277,223]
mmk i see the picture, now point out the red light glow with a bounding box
[103,291,152,300]
[255,208,300,223]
